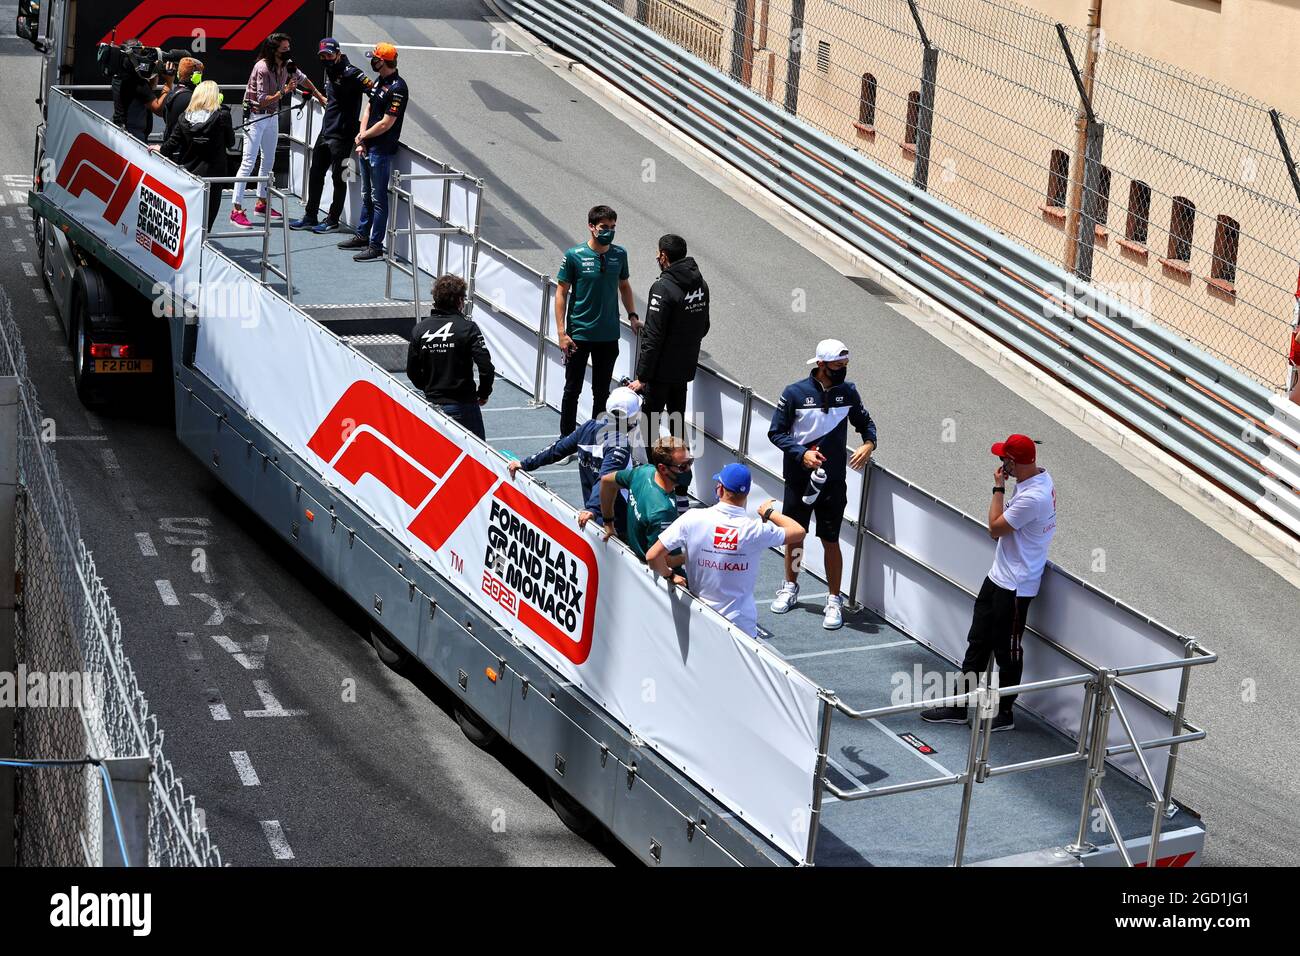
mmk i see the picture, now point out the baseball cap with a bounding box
[713,462,752,495]
[606,386,641,419]
[369,42,399,61]
[991,434,1037,465]
[318,38,341,55]
[807,338,850,365]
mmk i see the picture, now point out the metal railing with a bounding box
[499,0,1300,543]
[0,287,221,867]
[385,170,487,317]
[807,634,1215,866]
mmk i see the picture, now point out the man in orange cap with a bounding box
[921,433,1056,732]
[339,42,409,262]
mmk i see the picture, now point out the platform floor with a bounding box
[433,379,1194,867]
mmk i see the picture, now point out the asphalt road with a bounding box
[326,0,1297,865]
[0,20,616,866]
[0,0,1294,866]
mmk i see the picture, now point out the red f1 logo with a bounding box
[56,133,189,269]
[308,381,600,664]
[713,526,740,551]
[104,0,309,52]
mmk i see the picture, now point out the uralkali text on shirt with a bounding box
[988,469,1057,597]
[658,502,787,637]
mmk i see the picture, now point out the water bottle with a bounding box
[803,467,827,506]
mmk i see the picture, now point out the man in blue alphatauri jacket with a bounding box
[768,339,877,630]
[506,387,642,535]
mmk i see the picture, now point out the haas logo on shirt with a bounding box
[713,526,740,552]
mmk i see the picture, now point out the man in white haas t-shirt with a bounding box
[922,434,1056,732]
[647,463,805,638]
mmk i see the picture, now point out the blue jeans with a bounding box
[439,402,486,441]
[356,148,394,251]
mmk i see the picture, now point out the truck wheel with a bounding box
[368,628,410,675]
[547,780,600,839]
[455,705,498,749]
[71,296,100,408]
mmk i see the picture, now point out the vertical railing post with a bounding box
[846,461,874,612]
[1067,671,1114,857]
[736,386,754,460]
[1147,640,1196,866]
[531,277,552,407]
[464,179,486,317]
[100,756,150,867]
[804,694,835,865]
[953,682,988,867]
[409,185,421,318]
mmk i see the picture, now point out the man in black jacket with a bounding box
[407,274,495,440]
[290,39,373,233]
[631,235,710,439]
[161,58,205,144]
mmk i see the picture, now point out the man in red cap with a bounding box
[922,434,1056,731]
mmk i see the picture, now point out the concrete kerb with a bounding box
[487,5,1300,585]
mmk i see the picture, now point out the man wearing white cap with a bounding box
[768,339,877,629]
[508,387,642,536]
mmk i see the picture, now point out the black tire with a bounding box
[71,294,100,408]
[368,628,410,674]
[454,704,498,749]
[547,780,600,839]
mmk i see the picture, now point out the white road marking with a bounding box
[211,634,268,670]
[12,239,26,253]
[208,697,231,721]
[2,216,14,229]
[244,679,308,718]
[135,532,158,556]
[9,190,26,205]
[44,314,59,333]
[22,262,36,277]
[191,592,259,626]
[155,580,180,606]
[101,448,121,477]
[230,751,261,786]
[338,42,528,56]
[260,820,295,860]
[32,287,47,304]
[784,639,913,660]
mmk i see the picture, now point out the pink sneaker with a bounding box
[255,199,282,220]
[230,209,253,229]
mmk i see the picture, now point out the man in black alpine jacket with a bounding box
[407,275,496,440]
[631,234,710,439]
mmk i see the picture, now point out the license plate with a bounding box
[92,359,153,373]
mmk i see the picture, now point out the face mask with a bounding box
[371,57,384,72]
[714,484,725,502]
[657,255,668,272]
[595,228,615,245]
[673,467,693,489]
[825,366,848,386]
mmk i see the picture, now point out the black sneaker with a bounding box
[338,235,370,250]
[990,711,1015,732]
[353,247,385,262]
[288,216,319,231]
[920,705,968,724]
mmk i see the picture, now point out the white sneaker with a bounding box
[823,595,844,630]
[771,582,799,614]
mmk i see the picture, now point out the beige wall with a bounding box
[1027,0,1300,120]
[641,0,1300,386]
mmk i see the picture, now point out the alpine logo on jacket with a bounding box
[684,288,706,307]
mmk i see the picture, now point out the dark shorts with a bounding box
[782,473,848,541]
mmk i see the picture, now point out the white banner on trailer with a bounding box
[194,249,822,861]
[44,91,206,297]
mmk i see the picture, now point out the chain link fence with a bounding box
[610,0,1300,390]
[1,288,221,867]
